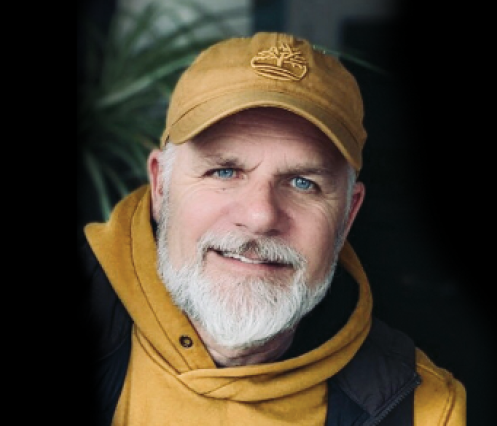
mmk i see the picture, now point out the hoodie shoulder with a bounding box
[414,348,466,426]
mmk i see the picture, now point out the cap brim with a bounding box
[162,90,362,171]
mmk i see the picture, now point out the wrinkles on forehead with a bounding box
[188,107,348,169]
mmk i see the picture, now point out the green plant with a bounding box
[78,2,245,223]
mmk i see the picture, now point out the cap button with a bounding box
[179,335,194,348]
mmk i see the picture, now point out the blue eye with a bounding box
[291,176,314,191]
[214,168,235,179]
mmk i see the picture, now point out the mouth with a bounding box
[215,250,288,267]
[208,249,293,272]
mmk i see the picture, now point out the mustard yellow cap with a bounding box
[161,32,367,171]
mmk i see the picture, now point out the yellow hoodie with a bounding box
[85,184,466,425]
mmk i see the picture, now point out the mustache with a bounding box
[197,231,306,269]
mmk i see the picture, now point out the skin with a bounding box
[148,107,365,366]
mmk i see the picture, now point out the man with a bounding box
[80,32,466,425]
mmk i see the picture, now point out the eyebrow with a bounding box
[197,154,244,168]
[287,165,333,175]
[278,165,339,179]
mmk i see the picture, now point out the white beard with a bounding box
[156,227,345,351]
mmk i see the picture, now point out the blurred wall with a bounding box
[286,0,397,50]
[118,0,252,37]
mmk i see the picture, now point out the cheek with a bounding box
[292,205,346,282]
[165,188,229,267]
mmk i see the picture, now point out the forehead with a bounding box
[184,107,347,166]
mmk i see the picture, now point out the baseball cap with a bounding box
[160,31,367,171]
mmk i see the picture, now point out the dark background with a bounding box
[78,0,494,423]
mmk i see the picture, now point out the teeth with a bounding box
[221,252,266,264]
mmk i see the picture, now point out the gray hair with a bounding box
[157,142,177,192]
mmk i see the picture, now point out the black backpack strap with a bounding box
[326,318,421,426]
[91,333,132,426]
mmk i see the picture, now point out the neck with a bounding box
[191,320,297,367]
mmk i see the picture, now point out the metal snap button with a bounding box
[179,335,193,348]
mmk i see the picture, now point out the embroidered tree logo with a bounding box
[250,43,308,81]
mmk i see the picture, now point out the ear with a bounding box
[342,181,365,239]
[147,148,163,222]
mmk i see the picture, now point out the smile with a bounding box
[220,252,270,264]
[213,250,289,268]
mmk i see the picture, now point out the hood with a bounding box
[84,184,373,403]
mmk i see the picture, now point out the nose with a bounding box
[232,181,286,236]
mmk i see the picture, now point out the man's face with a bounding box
[149,108,364,349]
